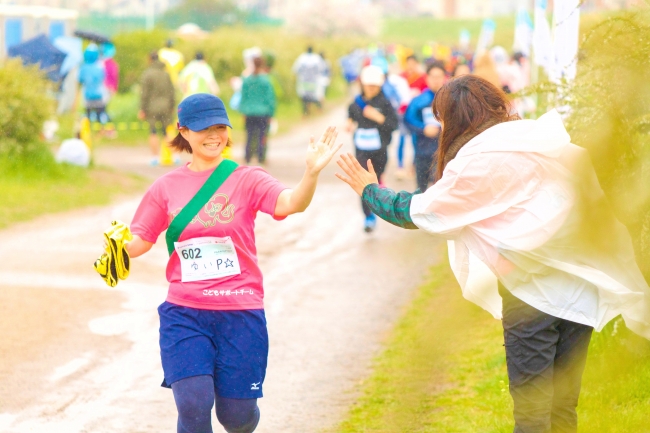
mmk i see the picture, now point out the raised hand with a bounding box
[306,126,344,175]
[335,153,379,196]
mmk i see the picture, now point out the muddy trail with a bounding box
[0,106,443,432]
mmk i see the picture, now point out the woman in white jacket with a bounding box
[336,74,650,432]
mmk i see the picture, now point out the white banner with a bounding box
[459,29,471,51]
[533,0,554,77]
[476,19,496,57]
[553,0,581,81]
[513,6,534,57]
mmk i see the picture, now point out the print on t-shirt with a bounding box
[171,192,236,227]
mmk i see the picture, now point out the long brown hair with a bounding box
[432,74,518,180]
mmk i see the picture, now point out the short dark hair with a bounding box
[406,55,418,62]
[512,52,525,64]
[165,39,173,48]
[426,61,446,75]
[307,46,313,53]
[150,51,159,61]
[252,56,265,73]
[195,51,204,60]
[170,131,233,154]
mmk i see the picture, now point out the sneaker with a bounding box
[364,214,377,233]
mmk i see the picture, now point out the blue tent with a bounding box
[8,34,67,82]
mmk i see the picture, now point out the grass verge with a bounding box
[381,16,516,49]
[336,260,650,433]
[0,152,147,230]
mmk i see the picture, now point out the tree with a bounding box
[529,10,650,279]
[284,0,382,37]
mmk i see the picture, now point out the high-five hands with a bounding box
[306,126,344,175]
[335,153,379,196]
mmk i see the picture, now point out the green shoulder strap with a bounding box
[165,159,238,256]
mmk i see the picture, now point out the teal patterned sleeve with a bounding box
[361,184,419,230]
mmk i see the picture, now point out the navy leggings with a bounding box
[245,116,270,164]
[172,375,260,433]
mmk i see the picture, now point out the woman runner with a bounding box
[121,93,341,433]
[335,75,650,432]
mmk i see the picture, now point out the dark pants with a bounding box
[356,148,388,217]
[172,375,260,433]
[301,96,321,115]
[86,99,109,124]
[415,153,435,192]
[500,285,593,433]
[245,116,270,164]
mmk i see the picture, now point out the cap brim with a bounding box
[184,116,232,131]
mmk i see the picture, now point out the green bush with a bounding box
[113,26,368,98]
[531,9,650,280]
[0,60,55,155]
[113,28,170,93]
[177,27,365,101]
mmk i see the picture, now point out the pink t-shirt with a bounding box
[131,164,287,311]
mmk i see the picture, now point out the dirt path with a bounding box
[0,107,443,432]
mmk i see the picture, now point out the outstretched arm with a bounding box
[336,153,418,230]
[274,126,343,217]
[362,184,418,230]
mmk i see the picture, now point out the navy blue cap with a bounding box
[177,93,232,131]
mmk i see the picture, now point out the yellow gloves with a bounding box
[94,220,133,287]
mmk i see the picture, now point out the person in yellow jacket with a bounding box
[158,39,185,86]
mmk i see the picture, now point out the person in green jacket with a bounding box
[239,57,276,164]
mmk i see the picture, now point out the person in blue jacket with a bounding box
[403,61,447,192]
[78,44,109,128]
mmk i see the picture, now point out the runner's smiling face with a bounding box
[362,84,382,100]
[181,124,229,160]
[426,67,446,92]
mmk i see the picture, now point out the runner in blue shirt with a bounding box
[78,44,108,127]
[403,62,446,192]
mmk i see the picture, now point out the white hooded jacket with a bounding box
[410,110,650,338]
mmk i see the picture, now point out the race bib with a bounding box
[422,107,441,127]
[174,237,241,283]
[354,128,382,151]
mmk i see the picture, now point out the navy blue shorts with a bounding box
[158,301,268,399]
